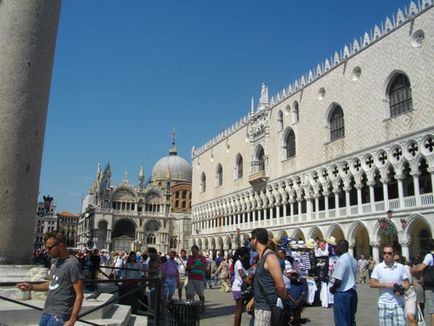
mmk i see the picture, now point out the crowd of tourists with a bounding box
[23,228,434,326]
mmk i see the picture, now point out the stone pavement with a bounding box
[199,283,379,326]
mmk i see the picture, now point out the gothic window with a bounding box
[330,105,345,141]
[236,154,243,179]
[292,101,299,124]
[200,172,206,193]
[277,110,283,130]
[252,145,265,173]
[216,163,223,186]
[388,73,412,117]
[285,128,296,158]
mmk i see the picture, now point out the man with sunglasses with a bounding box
[370,244,409,326]
[17,231,84,326]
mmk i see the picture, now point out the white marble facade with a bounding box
[191,2,434,263]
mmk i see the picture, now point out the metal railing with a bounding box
[0,265,163,326]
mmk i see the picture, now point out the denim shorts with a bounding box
[39,313,70,326]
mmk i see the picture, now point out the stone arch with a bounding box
[324,102,343,142]
[325,223,345,241]
[216,236,223,250]
[276,230,288,240]
[281,127,296,160]
[223,235,232,249]
[202,237,209,251]
[308,225,324,241]
[111,186,137,202]
[112,218,137,251]
[405,214,433,257]
[95,220,109,250]
[347,221,371,257]
[144,220,161,232]
[196,237,203,248]
[208,237,216,250]
[290,227,305,241]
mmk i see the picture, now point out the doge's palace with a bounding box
[191,1,434,263]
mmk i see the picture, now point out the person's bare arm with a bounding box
[370,277,394,289]
[16,281,49,292]
[266,254,290,301]
[412,263,427,273]
[64,279,84,326]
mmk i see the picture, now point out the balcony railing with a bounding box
[196,192,434,236]
[248,170,268,185]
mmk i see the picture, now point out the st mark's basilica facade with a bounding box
[77,140,192,253]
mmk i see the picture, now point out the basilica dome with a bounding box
[152,144,192,182]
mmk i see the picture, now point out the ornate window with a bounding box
[285,128,296,158]
[252,146,265,173]
[216,164,223,186]
[236,154,243,179]
[277,110,283,130]
[388,73,412,117]
[330,105,345,141]
[200,172,206,193]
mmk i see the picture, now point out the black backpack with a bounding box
[423,254,434,288]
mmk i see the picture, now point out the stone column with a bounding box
[371,242,380,265]
[412,172,421,206]
[355,183,363,215]
[383,181,389,211]
[368,181,376,212]
[0,1,61,264]
[400,240,411,262]
[344,186,351,216]
[334,189,340,217]
[396,175,405,209]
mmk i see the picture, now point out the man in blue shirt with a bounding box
[330,239,358,326]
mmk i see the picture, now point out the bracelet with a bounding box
[29,284,33,291]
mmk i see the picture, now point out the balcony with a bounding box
[248,170,268,185]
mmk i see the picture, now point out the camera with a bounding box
[393,283,405,296]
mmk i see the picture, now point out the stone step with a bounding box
[75,303,132,326]
[127,314,149,326]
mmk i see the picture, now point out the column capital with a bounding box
[354,183,363,190]
[410,171,421,177]
[370,242,380,248]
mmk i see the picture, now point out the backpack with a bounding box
[423,254,434,288]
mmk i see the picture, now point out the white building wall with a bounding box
[191,3,434,262]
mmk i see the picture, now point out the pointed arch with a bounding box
[200,172,206,193]
[292,101,299,124]
[282,127,296,159]
[216,163,223,186]
[235,153,244,179]
[277,110,284,130]
[386,72,413,117]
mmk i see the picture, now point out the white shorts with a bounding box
[404,286,417,315]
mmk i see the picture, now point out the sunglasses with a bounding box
[383,251,393,255]
[46,242,61,251]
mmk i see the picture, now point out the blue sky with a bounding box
[39,0,411,212]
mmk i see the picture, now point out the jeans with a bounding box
[39,313,69,326]
[333,289,358,326]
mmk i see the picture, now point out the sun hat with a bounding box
[326,236,337,246]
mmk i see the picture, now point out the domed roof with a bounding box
[152,144,192,182]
